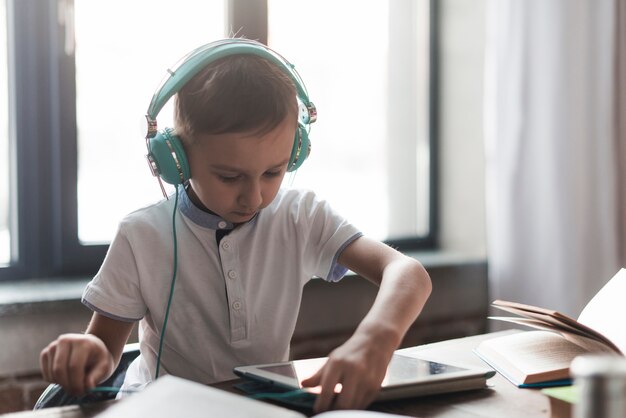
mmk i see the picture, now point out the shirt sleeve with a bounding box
[82,222,147,321]
[294,190,363,282]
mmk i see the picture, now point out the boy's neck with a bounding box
[184,183,250,228]
[185,184,218,216]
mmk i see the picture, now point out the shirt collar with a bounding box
[178,187,235,231]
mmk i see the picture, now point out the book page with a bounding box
[492,300,579,326]
[481,331,586,374]
[488,316,588,338]
[492,300,620,353]
[577,268,626,355]
[96,375,304,418]
[315,411,416,418]
[488,317,617,354]
[475,331,590,384]
[491,305,590,337]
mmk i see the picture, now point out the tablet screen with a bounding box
[256,354,468,388]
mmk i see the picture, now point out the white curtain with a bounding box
[484,0,624,318]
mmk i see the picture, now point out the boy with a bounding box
[39,39,432,412]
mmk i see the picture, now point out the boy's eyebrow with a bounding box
[211,159,291,172]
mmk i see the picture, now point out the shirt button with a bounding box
[228,270,237,279]
[222,241,230,250]
[218,221,227,229]
[232,301,242,310]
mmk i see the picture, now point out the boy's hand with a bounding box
[300,333,395,412]
[40,333,114,396]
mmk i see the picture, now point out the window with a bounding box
[74,0,226,243]
[0,0,437,281]
[268,0,435,243]
[0,0,8,265]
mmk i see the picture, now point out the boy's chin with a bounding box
[229,211,258,223]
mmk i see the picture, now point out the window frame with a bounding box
[0,0,438,281]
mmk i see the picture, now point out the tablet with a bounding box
[234,353,495,401]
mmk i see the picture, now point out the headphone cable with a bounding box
[155,184,180,378]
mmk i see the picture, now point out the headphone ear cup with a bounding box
[147,129,191,185]
[287,124,311,172]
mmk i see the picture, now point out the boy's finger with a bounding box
[46,347,56,384]
[361,387,379,409]
[333,378,357,410]
[314,369,341,413]
[350,385,376,411]
[39,345,51,382]
[51,341,71,391]
[67,345,89,395]
[85,355,111,390]
[300,369,321,387]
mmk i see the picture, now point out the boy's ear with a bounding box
[288,124,311,172]
[146,128,191,185]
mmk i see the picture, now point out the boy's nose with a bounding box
[239,180,263,210]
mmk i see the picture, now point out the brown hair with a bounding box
[174,54,298,145]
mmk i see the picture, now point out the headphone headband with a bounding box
[145,39,316,138]
[145,39,315,195]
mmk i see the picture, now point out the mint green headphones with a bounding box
[144,39,317,187]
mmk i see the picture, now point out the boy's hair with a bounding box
[174,54,298,145]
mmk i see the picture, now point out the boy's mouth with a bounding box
[233,211,256,219]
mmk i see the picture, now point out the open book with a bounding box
[95,375,410,418]
[474,268,626,387]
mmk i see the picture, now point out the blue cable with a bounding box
[248,389,313,400]
[87,386,138,395]
[155,184,180,378]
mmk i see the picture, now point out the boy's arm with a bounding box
[40,312,135,396]
[302,236,432,412]
[86,312,136,371]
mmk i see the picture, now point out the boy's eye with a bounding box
[264,171,282,178]
[218,174,241,183]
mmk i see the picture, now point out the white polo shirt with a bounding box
[82,187,362,391]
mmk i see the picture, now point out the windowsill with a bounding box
[0,277,91,316]
[403,250,486,268]
[0,251,487,316]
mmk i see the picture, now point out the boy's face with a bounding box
[186,117,296,224]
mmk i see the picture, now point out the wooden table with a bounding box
[2,331,550,418]
[366,330,550,417]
